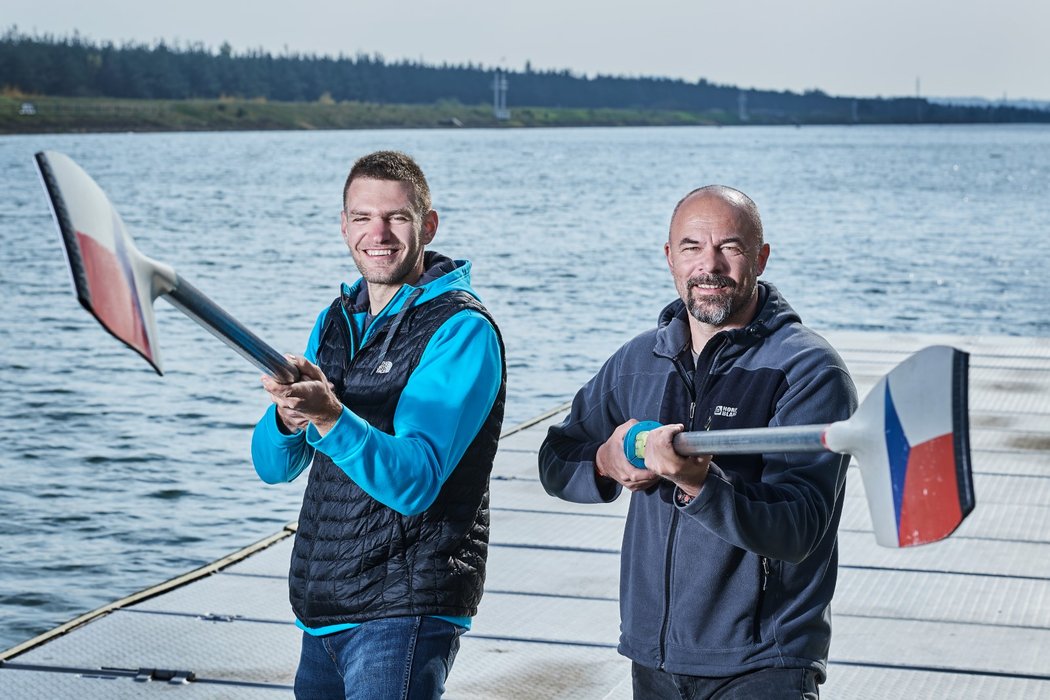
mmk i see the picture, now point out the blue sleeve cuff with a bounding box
[251,404,313,483]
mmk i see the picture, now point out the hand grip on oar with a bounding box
[617,419,659,468]
[614,345,974,549]
[623,421,663,468]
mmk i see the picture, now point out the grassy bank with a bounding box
[0,95,734,134]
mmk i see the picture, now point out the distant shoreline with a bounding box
[7,95,1046,135]
[6,33,1050,135]
[2,95,730,134]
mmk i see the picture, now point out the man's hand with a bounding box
[642,423,712,499]
[260,355,343,436]
[595,420,661,492]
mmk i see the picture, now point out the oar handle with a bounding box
[165,276,300,384]
[625,423,832,466]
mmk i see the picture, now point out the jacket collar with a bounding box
[340,250,465,315]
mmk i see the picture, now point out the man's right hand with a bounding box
[260,355,343,436]
[595,419,662,492]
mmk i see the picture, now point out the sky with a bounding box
[7,0,1050,101]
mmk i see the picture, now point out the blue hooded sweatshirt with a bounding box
[251,254,503,634]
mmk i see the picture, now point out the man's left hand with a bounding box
[642,423,712,499]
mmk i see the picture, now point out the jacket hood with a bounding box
[653,281,802,360]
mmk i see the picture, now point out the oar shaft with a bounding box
[671,424,830,456]
[165,276,299,384]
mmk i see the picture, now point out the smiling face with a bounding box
[665,190,770,334]
[341,177,437,305]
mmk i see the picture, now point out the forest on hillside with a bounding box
[3,29,1048,124]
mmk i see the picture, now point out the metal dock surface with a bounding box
[2,332,1049,698]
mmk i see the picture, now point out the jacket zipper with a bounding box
[657,507,679,670]
[754,556,770,642]
[658,337,726,668]
[305,303,373,583]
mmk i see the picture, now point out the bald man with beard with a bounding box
[539,185,857,699]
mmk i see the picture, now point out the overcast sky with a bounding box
[8,0,1049,101]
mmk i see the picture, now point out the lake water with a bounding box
[1,124,1049,650]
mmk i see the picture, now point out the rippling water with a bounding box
[1,125,1048,649]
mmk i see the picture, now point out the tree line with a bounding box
[3,29,1047,124]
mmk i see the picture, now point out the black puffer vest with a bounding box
[289,284,506,628]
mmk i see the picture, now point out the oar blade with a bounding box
[845,346,974,547]
[35,151,165,374]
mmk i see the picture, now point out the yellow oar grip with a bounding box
[623,421,663,468]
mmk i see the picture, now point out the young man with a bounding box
[539,185,857,699]
[252,151,505,699]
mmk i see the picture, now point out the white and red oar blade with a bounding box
[35,151,171,374]
[828,345,974,547]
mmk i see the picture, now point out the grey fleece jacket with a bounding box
[538,282,857,680]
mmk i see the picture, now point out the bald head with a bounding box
[669,185,764,251]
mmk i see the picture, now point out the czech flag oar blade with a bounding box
[624,345,975,548]
[35,150,298,383]
[36,150,169,372]
[824,345,974,547]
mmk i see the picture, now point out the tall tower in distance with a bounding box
[492,71,510,120]
[915,76,923,122]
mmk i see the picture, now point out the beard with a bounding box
[685,273,756,326]
[355,251,420,285]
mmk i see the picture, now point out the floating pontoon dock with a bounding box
[2,332,1049,698]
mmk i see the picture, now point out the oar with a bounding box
[624,345,974,548]
[34,150,298,383]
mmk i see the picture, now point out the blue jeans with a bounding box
[294,617,464,699]
[632,663,820,699]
